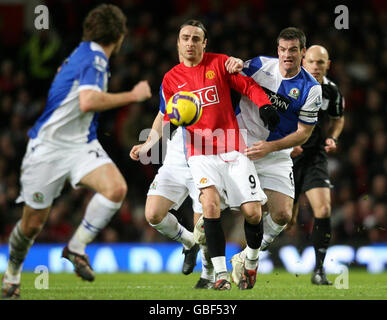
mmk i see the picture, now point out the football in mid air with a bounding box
[166,91,202,127]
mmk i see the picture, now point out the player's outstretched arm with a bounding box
[79,80,151,112]
[129,111,164,161]
[245,122,314,160]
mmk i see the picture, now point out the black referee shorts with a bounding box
[292,151,332,203]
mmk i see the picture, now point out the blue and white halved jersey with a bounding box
[236,56,322,149]
[28,41,109,147]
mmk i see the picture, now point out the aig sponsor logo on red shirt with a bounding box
[192,85,219,107]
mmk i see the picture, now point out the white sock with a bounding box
[242,246,259,270]
[262,212,286,246]
[68,193,122,255]
[200,244,214,281]
[5,220,34,283]
[244,245,259,261]
[150,212,195,249]
[211,256,227,274]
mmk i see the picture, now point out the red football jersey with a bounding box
[161,53,271,157]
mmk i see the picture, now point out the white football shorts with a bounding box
[16,138,113,209]
[147,164,203,213]
[188,150,267,210]
[253,150,295,199]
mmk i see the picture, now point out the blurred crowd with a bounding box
[0,0,386,247]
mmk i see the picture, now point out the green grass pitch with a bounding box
[17,269,387,300]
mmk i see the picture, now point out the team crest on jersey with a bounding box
[32,192,44,203]
[200,178,208,184]
[150,181,158,190]
[205,70,216,79]
[288,88,300,99]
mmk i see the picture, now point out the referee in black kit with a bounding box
[290,45,345,285]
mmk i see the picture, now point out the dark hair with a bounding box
[277,27,306,49]
[82,4,127,46]
[179,19,208,40]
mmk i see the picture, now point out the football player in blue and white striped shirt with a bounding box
[2,4,151,299]
[224,28,323,289]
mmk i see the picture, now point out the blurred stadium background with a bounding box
[0,0,386,275]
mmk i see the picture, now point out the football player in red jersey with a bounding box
[160,20,279,290]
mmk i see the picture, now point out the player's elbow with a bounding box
[79,90,99,113]
[299,134,310,145]
[79,101,93,113]
[298,125,314,144]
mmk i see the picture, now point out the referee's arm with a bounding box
[325,116,344,153]
[325,86,345,152]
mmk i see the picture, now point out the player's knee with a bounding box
[272,209,292,226]
[23,221,45,239]
[145,206,165,225]
[104,181,127,203]
[146,214,161,225]
[21,206,50,239]
[202,201,220,218]
[242,205,262,224]
[200,188,220,218]
[315,203,331,218]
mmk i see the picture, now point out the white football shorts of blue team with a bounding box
[16,138,113,209]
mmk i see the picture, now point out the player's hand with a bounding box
[325,137,337,153]
[291,146,303,158]
[129,144,142,161]
[244,140,274,160]
[131,80,152,102]
[225,56,244,74]
[129,143,149,161]
[259,104,280,131]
